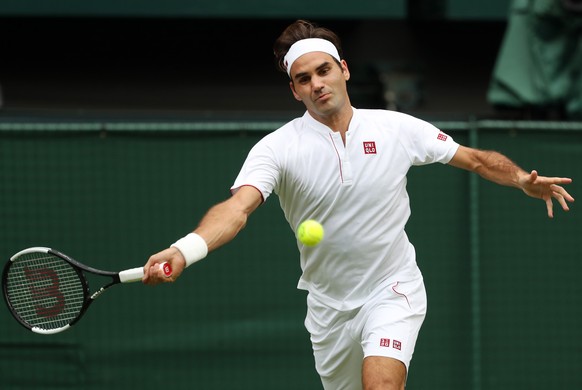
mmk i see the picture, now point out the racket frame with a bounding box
[3,247,135,334]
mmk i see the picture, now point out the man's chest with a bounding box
[279,130,410,205]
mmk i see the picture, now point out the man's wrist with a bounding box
[171,233,208,267]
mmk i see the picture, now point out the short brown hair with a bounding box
[273,20,343,74]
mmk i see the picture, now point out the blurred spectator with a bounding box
[488,0,582,119]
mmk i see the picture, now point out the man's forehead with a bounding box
[290,52,336,77]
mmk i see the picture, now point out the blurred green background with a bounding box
[0,121,580,389]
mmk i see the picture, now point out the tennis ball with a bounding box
[297,220,324,246]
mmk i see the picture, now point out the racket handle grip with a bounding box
[119,262,172,283]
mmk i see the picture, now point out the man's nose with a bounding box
[311,76,324,90]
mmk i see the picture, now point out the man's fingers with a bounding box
[552,191,569,211]
[546,198,554,218]
[551,184,575,202]
[143,260,164,285]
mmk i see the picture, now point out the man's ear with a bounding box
[289,81,302,101]
[341,60,350,81]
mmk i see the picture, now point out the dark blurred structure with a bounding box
[0,1,514,121]
[488,0,582,119]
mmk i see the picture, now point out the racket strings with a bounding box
[5,253,86,330]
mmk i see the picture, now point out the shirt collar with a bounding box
[303,107,359,135]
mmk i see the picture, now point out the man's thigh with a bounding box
[305,278,426,389]
[359,279,427,372]
[306,298,363,389]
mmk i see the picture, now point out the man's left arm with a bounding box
[448,145,575,218]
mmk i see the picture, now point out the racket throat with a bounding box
[90,287,107,300]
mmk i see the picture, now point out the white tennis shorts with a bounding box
[304,277,427,390]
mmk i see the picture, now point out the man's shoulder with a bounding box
[254,116,304,150]
[266,113,322,139]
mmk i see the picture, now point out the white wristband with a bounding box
[171,233,208,267]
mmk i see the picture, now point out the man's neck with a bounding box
[311,105,353,144]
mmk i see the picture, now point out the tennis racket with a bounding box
[2,246,171,335]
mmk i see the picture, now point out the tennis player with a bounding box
[143,20,574,390]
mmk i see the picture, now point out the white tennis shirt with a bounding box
[232,108,459,310]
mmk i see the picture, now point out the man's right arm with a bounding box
[143,185,263,285]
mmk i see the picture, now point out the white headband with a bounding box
[283,38,341,77]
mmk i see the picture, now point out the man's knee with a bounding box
[362,356,406,390]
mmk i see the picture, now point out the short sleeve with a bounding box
[230,134,281,202]
[400,117,460,166]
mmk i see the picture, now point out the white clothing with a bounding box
[231,108,459,311]
[305,277,427,389]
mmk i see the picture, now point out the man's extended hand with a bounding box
[519,170,574,218]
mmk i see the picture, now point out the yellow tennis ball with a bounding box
[297,220,324,246]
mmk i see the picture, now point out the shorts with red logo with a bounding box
[304,277,427,389]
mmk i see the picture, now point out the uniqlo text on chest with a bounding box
[363,141,377,154]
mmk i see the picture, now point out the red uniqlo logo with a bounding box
[363,141,377,154]
[393,340,402,350]
[437,133,448,141]
[380,338,390,347]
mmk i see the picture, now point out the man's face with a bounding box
[288,51,351,121]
